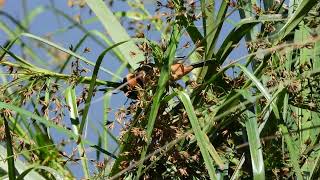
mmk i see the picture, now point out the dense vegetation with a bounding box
[0,0,320,179]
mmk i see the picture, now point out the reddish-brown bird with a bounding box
[101,60,214,99]
[122,60,214,99]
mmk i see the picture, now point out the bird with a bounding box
[169,60,213,80]
[100,59,215,99]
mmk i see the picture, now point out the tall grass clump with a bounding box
[0,0,320,179]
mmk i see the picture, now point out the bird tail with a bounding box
[189,59,216,68]
[98,81,123,92]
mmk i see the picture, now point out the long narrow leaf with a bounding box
[65,87,89,178]
[17,166,63,180]
[85,0,144,69]
[177,91,218,179]
[216,20,259,63]
[80,41,128,135]
[274,0,318,43]
[0,101,117,159]
[3,115,16,180]
[136,26,180,179]
[206,0,228,58]
[245,110,265,179]
[237,64,280,123]
[21,33,121,79]
[279,125,303,179]
[0,145,45,180]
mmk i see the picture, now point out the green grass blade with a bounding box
[128,1,165,39]
[20,32,121,79]
[230,154,245,180]
[274,0,318,43]
[0,43,36,68]
[279,125,303,179]
[80,41,128,135]
[17,166,63,180]
[47,5,135,67]
[85,0,144,69]
[2,115,16,180]
[310,152,320,179]
[0,20,45,66]
[237,64,269,99]
[57,33,89,74]
[65,87,89,178]
[204,129,226,170]
[90,145,117,159]
[0,145,45,180]
[258,84,285,132]
[89,30,126,65]
[314,38,320,68]
[0,20,16,40]
[136,26,181,179]
[172,0,203,44]
[99,63,126,155]
[206,0,228,58]
[216,20,259,63]
[0,101,117,159]
[0,101,77,139]
[237,0,259,41]
[200,0,210,48]
[177,91,218,179]
[237,64,280,121]
[47,6,107,48]
[0,10,27,31]
[245,110,265,179]
[263,0,274,13]
[19,6,45,31]
[103,93,111,153]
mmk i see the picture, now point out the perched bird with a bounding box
[101,60,215,99]
[120,63,156,99]
[169,60,213,80]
